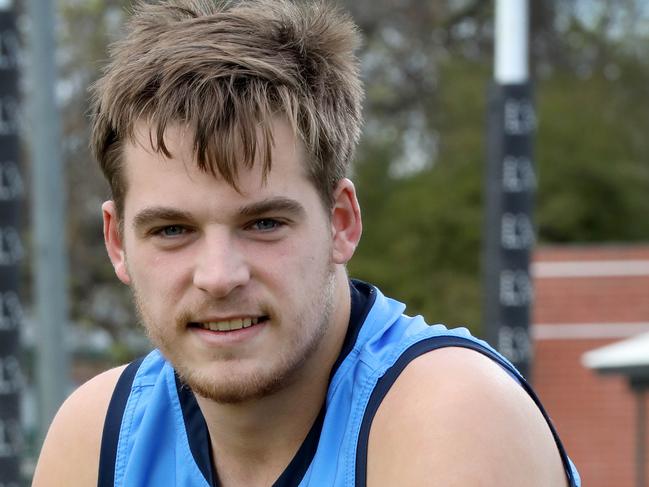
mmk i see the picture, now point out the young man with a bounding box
[33,1,580,486]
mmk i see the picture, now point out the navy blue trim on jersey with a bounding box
[175,279,374,486]
[176,373,216,486]
[330,279,375,379]
[98,357,145,487]
[273,406,326,486]
[354,336,578,487]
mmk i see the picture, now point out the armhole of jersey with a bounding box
[97,357,145,487]
[354,336,579,487]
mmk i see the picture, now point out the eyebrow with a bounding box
[238,197,306,219]
[132,207,193,231]
[131,197,306,231]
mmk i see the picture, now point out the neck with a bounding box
[195,269,352,487]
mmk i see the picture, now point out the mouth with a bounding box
[188,316,269,332]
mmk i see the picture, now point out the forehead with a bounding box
[120,119,317,215]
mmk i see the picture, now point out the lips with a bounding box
[190,316,268,332]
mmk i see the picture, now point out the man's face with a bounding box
[103,119,359,403]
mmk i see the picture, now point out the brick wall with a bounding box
[532,245,649,487]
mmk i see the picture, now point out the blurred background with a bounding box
[0,0,648,486]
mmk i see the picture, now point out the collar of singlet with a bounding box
[175,278,376,487]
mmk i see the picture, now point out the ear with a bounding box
[102,201,131,285]
[330,178,362,264]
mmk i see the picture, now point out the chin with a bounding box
[176,362,294,404]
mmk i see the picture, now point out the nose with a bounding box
[192,231,250,298]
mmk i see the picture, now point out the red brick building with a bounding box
[532,245,649,487]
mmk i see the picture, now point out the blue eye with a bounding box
[158,225,185,237]
[251,219,282,232]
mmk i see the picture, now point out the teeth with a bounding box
[200,317,261,332]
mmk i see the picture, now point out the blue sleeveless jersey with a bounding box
[98,281,581,486]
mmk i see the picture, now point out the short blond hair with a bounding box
[90,0,364,214]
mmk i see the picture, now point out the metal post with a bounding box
[0,1,24,485]
[636,388,646,487]
[494,0,529,84]
[25,0,70,446]
[483,0,535,379]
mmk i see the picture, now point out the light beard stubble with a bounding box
[131,269,337,404]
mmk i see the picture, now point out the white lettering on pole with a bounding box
[498,325,532,363]
[0,356,21,394]
[0,161,23,201]
[499,269,533,306]
[0,30,19,69]
[501,213,535,250]
[502,156,535,192]
[504,99,535,136]
[0,97,19,136]
[0,418,21,457]
[0,227,23,265]
[0,292,22,331]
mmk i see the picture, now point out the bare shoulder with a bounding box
[32,364,127,487]
[367,347,568,487]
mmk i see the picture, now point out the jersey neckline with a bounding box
[175,279,376,487]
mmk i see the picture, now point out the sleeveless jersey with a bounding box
[98,281,581,486]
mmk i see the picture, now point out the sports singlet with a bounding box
[98,280,581,486]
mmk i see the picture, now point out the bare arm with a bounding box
[367,347,568,487]
[31,365,126,487]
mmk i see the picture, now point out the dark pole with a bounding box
[637,391,645,487]
[0,1,25,485]
[632,380,647,487]
[483,0,535,380]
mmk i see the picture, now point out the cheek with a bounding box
[245,242,317,304]
[128,248,192,301]
[258,237,326,279]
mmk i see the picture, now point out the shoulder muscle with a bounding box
[367,347,568,487]
[32,365,127,487]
